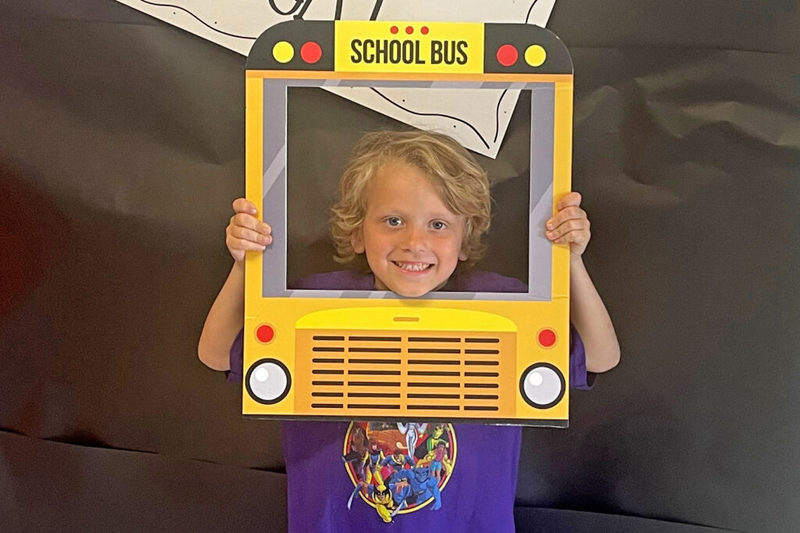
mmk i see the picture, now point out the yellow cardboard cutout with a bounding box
[243,21,574,426]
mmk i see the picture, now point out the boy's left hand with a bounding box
[545,192,590,257]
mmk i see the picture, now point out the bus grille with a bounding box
[295,330,516,417]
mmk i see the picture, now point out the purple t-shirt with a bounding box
[229,270,589,532]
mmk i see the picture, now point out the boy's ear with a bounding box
[351,229,365,254]
[458,248,468,261]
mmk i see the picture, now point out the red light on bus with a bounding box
[538,328,556,348]
[496,44,518,67]
[257,324,275,343]
[300,41,322,64]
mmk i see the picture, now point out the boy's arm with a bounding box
[197,262,245,370]
[546,192,620,373]
[569,256,620,372]
[197,198,272,371]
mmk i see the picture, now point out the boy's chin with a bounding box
[376,278,449,298]
[391,287,432,298]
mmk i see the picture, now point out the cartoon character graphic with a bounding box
[380,448,416,479]
[342,424,369,480]
[343,421,456,523]
[397,422,427,456]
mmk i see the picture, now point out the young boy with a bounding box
[198,130,619,531]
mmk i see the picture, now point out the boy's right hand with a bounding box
[226,198,272,262]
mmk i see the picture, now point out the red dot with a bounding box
[538,329,557,348]
[421,26,429,35]
[405,26,414,34]
[496,44,518,67]
[257,325,275,343]
[390,26,399,34]
[300,41,322,64]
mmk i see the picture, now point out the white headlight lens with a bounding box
[247,360,290,403]
[520,364,564,408]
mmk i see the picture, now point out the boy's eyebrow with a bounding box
[372,206,462,220]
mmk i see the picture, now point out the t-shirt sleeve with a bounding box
[226,329,244,384]
[569,326,594,390]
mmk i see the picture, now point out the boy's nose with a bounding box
[401,226,427,252]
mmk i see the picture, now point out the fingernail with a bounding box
[546,222,553,229]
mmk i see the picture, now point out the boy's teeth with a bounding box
[396,262,429,272]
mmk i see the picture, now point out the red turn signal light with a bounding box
[537,328,557,348]
[256,324,275,343]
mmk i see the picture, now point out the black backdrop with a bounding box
[1,1,798,532]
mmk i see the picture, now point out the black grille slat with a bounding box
[347,370,401,375]
[348,336,401,342]
[348,358,401,364]
[347,392,401,398]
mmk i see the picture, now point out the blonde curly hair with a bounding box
[330,130,491,266]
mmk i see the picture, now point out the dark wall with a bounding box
[1,1,798,532]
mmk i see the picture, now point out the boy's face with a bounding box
[351,161,467,297]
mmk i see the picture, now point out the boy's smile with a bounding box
[351,160,467,297]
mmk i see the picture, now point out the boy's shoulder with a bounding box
[290,270,374,290]
[291,269,526,293]
[443,270,528,293]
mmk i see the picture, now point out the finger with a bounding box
[226,235,267,254]
[230,213,271,235]
[232,197,258,215]
[556,191,582,211]
[545,218,590,241]
[546,207,588,233]
[229,225,272,246]
[552,228,590,246]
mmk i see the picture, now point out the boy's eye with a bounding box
[430,220,447,230]
[385,216,403,227]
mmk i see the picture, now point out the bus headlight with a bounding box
[246,358,291,404]
[519,363,565,409]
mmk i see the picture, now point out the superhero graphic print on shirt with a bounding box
[342,421,457,523]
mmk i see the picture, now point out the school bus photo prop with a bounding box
[244,20,574,426]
